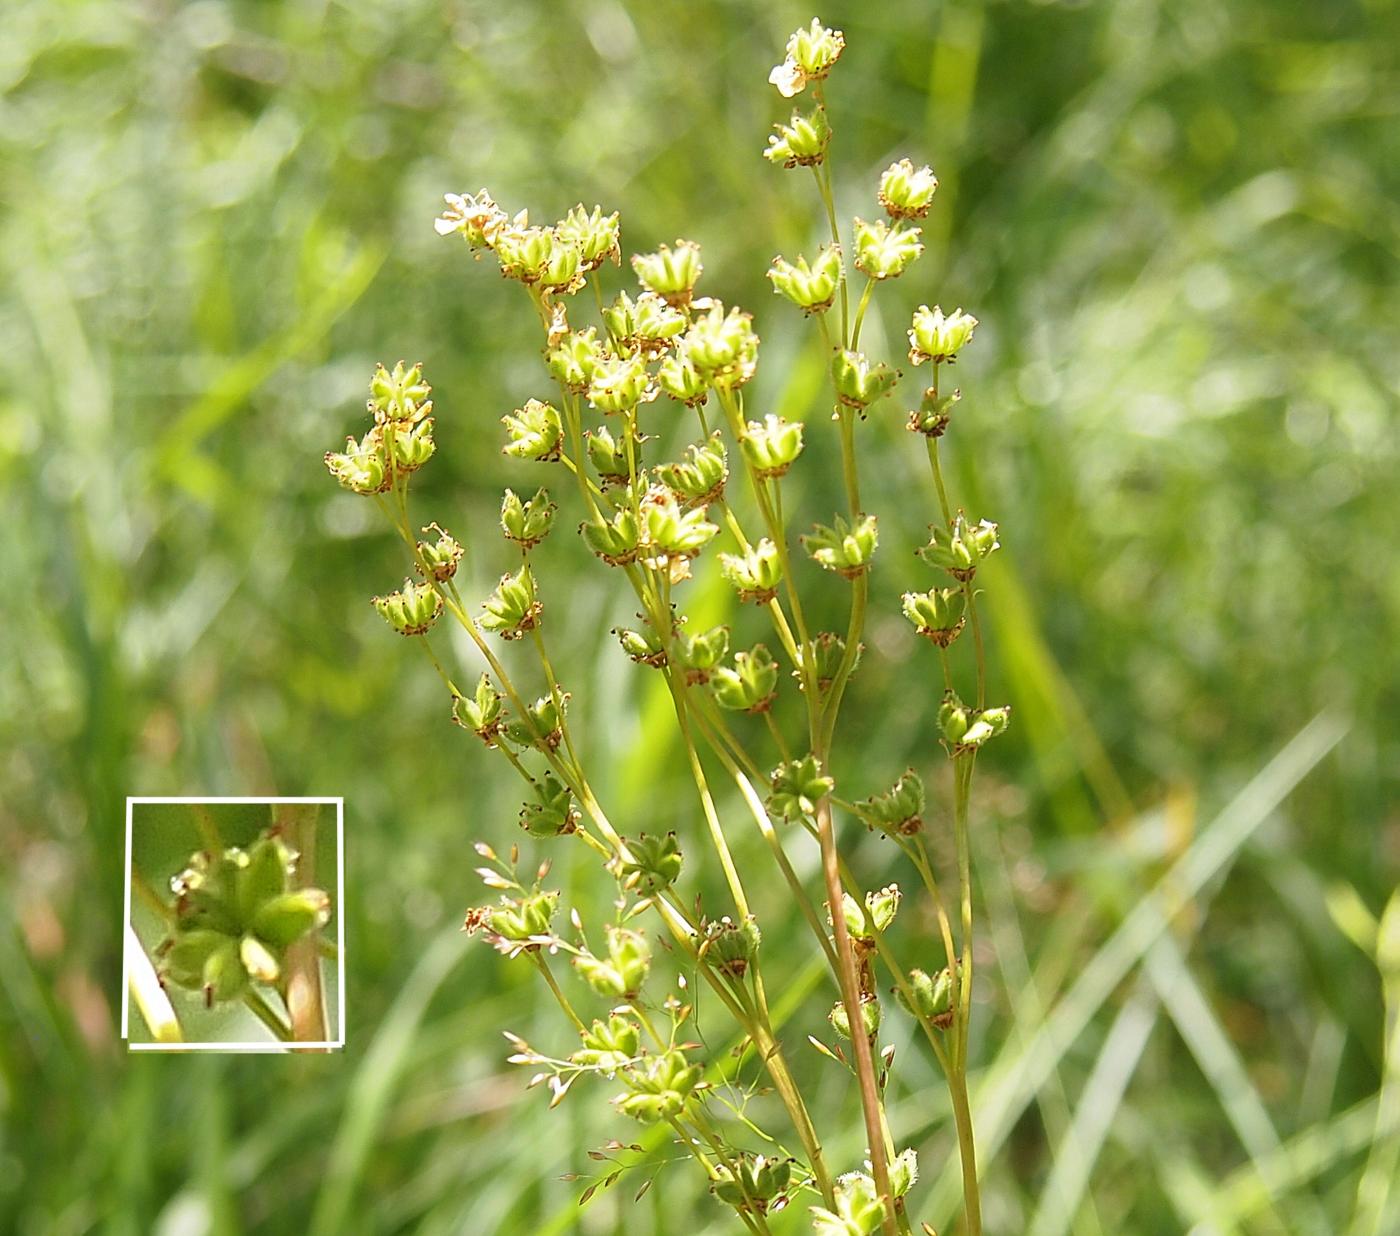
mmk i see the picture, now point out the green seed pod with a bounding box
[908,304,978,366]
[555,204,621,272]
[201,937,248,1007]
[719,539,783,605]
[499,487,557,550]
[614,625,668,668]
[480,565,542,640]
[830,995,881,1040]
[764,106,831,168]
[251,889,331,948]
[239,933,281,984]
[711,644,780,714]
[159,929,231,989]
[682,303,758,390]
[493,224,556,285]
[656,434,727,508]
[740,413,805,480]
[802,512,879,578]
[631,240,703,309]
[918,512,1000,580]
[889,1147,918,1198]
[387,416,436,471]
[938,690,971,746]
[896,965,957,1028]
[480,889,559,944]
[587,351,654,415]
[236,833,293,924]
[452,674,506,743]
[575,926,651,998]
[615,1048,703,1123]
[767,244,843,314]
[501,399,563,462]
[677,624,730,686]
[640,488,718,562]
[617,832,683,896]
[878,158,939,220]
[713,1152,793,1211]
[519,772,579,838]
[604,290,686,355]
[812,1171,885,1236]
[852,216,923,281]
[767,754,834,823]
[830,349,899,411]
[368,360,432,423]
[655,345,710,407]
[324,427,390,495]
[702,915,762,980]
[417,523,464,581]
[504,694,566,752]
[371,579,444,636]
[585,425,634,487]
[855,770,925,836]
[572,1013,641,1071]
[581,507,642,566]
[901,586,966,646]
[908,386,961,438]
[866,884,901,933]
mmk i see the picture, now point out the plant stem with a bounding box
[243,988,294,1043]
[275,802,329,1047]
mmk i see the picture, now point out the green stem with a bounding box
[243,988,294,1043]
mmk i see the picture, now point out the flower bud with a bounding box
[901,586,965,646]
[656,434,727,508]
[501,399,563,462]
[830,349,898,411]
[908,304,978,365]
[764,107,832,168]
[581,507,642,566]
[655,345,710,406]
[576,925,650,998]
[505,694,566,752]
[878,159,938,220]
[918,512,1000,580]
[572,1014,640,1070]
[325,427,390,495]
[631,240,703,309]
[830,995,881,1040]
[677,624,730,686]
[452,674,505,743]
[617,832,683,896]
[741,414,805,480]
[585,426,636,487]
[684,303,759,390]
[767,753,833,822]
[369,361,432,423]
[554,204,621,272]
[711,644,779,714]
[908,386,961,438]
[640,486,718,563]
[372,578,444,636]
[703,915,761,980]
[250,888,332,947]
[855,770,925,836]
[480,565,542,639]
[435,189,507,249]
[519,772,579,837]
[604,290,686,356]
[719,539,783,605]
[615,1048,703,1123]
[587,351,655,415]
[417,523,464,581]
[548,327,608,395]
[499,487,557,550]
[615,625,668,668]
[852,216,923,281]
[802,513,878,578]
[767,245,843,314]
[896,965,957,1028]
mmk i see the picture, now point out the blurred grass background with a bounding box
[1,0,1397,1232]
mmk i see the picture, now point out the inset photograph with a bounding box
[122,798,344,1051]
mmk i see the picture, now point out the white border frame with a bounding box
[123,796,346,1053]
